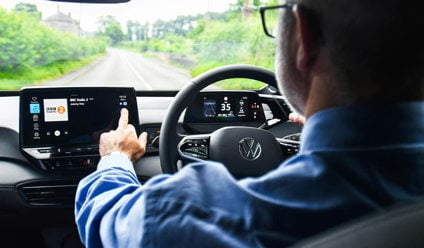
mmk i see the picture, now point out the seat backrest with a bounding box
[291,200,424,248]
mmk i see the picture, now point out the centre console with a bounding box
[19,87,140,171]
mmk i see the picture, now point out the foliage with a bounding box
[233,0,264,9]
[139,34,193,55]
[119,6,275,89]
[192,14,274,69]
[12,2,41,20]
[121,8,275,89]
[97,15,125,46]
[0,7,106,89]
[1,1,277,90]
[126,20,148,41]
[0,55,103,90]
[149,12,227,39]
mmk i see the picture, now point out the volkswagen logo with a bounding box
[239,137,262,160]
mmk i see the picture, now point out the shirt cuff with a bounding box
[97,152,136,175]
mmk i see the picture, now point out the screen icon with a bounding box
[44,99,69,122]
[57,105,66,114]
[30,103,40,114]
[33,132,40,139]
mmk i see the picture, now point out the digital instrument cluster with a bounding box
[184,91,266,124]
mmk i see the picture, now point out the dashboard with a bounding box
[1,87,302,175]
[15,87,300,173]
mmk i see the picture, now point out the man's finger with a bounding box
[118,108,129,129]
[139,132,148,145]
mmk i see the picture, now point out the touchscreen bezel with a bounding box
[19,86,140,159]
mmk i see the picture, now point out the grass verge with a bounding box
[0,54,104,90]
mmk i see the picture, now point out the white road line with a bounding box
[125,58,153,90]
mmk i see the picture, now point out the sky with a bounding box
[0,0,237,32]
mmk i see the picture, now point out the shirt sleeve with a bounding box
[74,153,168,247]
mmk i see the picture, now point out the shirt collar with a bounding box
[299,102,424,153]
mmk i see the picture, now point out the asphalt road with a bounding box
[43,48,193,90]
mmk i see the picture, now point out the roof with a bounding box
[45,11,78,24]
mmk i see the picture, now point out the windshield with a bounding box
[0,0,276,91]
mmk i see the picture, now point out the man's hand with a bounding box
[289,112,306,125]
[99,108,147,163]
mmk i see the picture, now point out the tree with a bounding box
[13,2,41,20]
[126,20,135,41]
[235,0,263,8]
[97,15,124,46]
[126,20,147,41]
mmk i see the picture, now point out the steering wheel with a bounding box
[159,64,287,177]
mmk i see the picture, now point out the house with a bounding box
[43,7,86,37]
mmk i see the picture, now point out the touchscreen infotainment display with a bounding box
[20,87,139,153]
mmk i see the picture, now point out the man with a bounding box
[75,0,424,247]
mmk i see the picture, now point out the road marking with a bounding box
[125,59,153,90]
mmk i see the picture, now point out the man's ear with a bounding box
[293,5,319,71]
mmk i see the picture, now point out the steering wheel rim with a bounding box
[159,64,278,174]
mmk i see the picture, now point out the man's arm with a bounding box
[75,108,150,247]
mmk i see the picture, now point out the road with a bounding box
[43,48,193,90]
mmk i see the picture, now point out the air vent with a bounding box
[19,183,78,207]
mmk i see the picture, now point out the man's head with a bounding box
[274,0,424,117]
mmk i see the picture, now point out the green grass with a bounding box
[117,44,140,53]
[0,54,105,90]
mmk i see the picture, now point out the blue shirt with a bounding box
[75,102,424,247]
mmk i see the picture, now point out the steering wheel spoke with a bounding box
[276,133,301,158]
[178,134,210,160]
